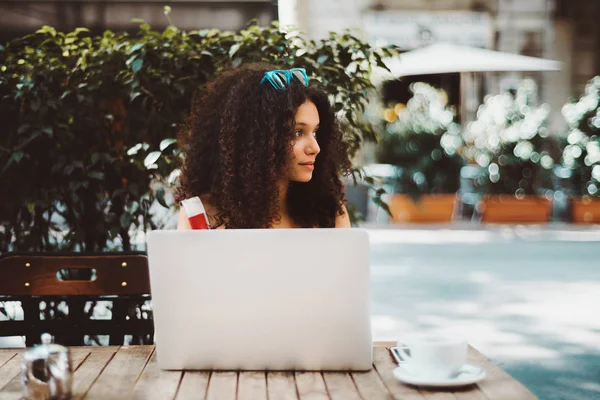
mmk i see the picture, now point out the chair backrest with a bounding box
[0,252,153,346]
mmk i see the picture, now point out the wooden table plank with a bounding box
[451,389,489,400]
[0,351,21,400]
[372,347,426,400]
[83,346,153,400]
[0,349,19,399]
[0,350,17,369]
[0,355,21,393]
[267,372,298,400]
[176,371,210,400]
[132,349,182,400]
[417,390,458,400]
[351,368,394,400]
[374,341,397,348]
[72,347,120,400]
[295,372,329,400]
[0,344,538,400]
[238,371,267,400]
[206,371,237,400]
[322,372,361,400]
[0,376,22,400]
[468,347,537,400]
[70,347,95,370]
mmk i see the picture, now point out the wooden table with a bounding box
[0,342,536,399]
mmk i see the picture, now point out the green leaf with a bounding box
[156,188,168,208]
[144,151,161,168]
[36,25,56,37]
[129,201,140,215]
[12,151,24,163]
[131,18,146,24]
[163,26,178,39]
[87,171,105,180]
[131,59,143,73]
[229,44,241,58]
[17,124,30,135]
[317,55,329,64]
[73,27,90,35]
[160,138,177,151]
[130,92,142,102]
[129,43,143,54]
[127,143,143,156]
[126,55,137,66]
[42,127,53,136]
[120,212,133,229]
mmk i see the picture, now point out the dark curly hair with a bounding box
[175,63,351,228]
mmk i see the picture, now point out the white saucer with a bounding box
[393,364,486,388]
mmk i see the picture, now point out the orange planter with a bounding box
[481,195,551,224]
[572,197,600,224]
[389,194,457,223]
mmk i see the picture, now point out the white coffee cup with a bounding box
[397,334,467,380]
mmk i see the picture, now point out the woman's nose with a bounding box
[305,137,320,155]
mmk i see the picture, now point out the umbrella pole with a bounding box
[459,72,468,127]
[460,72,481,126]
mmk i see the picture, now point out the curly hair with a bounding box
[175,63,351,228]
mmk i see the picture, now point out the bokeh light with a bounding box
[560,75,600,196]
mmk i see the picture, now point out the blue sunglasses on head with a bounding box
[260,68,309,91]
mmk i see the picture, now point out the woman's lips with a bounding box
[299,162,315,171]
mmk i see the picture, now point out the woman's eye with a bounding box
[294,130,302,138]
[312,131,318,138]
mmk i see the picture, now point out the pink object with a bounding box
[181,197,210,230]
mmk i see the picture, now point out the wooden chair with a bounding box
[0,252,154,346]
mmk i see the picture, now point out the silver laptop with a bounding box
[146,228,372,371]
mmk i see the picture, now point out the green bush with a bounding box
[561,76,600,197]
[0,19,395,252]
[461,79,558,196]
[375,82,464,198]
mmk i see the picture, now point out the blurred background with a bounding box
[1,1,600,399]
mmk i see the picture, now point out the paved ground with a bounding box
[368,226,600,400]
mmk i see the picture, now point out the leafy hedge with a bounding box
[561,76,600,197]
[0,18,395,252]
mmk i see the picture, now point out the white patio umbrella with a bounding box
[371,42,562,124]
[372,42,562,84]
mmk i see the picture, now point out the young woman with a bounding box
[176,63,352,229]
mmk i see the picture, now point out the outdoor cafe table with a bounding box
[0,342,536,399]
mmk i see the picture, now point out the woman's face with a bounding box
[288,100,321,182]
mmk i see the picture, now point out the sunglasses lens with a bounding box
[292,70,308,86]
[271,72,287,90]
